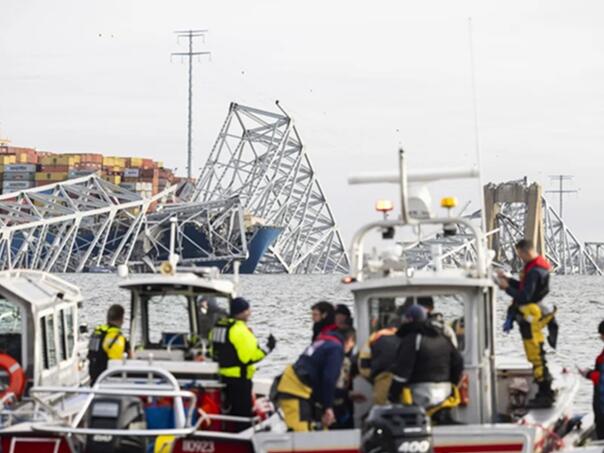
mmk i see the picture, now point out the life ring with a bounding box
[0,353,25,400]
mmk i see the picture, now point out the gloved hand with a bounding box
[266,334,277,352]
[502,314,514,333]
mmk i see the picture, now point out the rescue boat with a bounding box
[4,151,595,452]
[0,270,90,452]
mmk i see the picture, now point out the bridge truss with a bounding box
[0,175,249,273]
[191,102,350,273]
[404,180,602,275]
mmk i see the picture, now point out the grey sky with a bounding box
[1,0,602,245]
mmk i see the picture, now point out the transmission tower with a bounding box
[172,30,211,180]
[546,175,577,220]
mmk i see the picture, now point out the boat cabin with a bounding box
[0,270,84,392]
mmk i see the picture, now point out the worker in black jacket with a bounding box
[388,304,463,424]
[497,239,557,408]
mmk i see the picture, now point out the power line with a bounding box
[546,175,577,220]
[172,30,211,180]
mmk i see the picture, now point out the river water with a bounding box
[61,273,604,413]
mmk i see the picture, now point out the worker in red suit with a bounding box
[579,320,604,439]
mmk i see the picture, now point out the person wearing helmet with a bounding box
[388,304,464,424]
[210,297,276,430]
[578,320,604,439]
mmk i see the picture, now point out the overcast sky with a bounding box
[1,0,603,245]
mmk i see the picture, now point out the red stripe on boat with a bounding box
[435,444,524,453]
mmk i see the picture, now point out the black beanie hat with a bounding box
[230,297,250,316]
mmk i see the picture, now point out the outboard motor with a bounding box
[85,396,147,453]
[362,404,433,453]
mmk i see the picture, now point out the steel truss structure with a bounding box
[402,181,602,275]
[138,196,247,269]
[0,175,249,273]
[491,195,602,275]
[191,102,350,273]
[0,175,172,272]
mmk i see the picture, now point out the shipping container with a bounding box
[0,155,16,165]
[41,165,71,172]
[36,172,68,181]
[76,153,103,164]
[40,155,78,166]
[3,181,34,191]
[68,169,98,178]
[5,164,37,172]
[4,171,35,181]
[124,168,140,178]
[102,175,122,185]
[128,157,143,167]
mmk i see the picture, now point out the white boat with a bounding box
[0,270,90,452]
[3,152,593,452]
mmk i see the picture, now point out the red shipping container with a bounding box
[41,165,71,172]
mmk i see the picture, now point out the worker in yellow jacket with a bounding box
[210,297,276,430]
[88,304,130,384]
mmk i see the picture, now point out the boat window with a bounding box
[57,307,75,361]
[57,310,67,361]
[147,294,189,345]
[64,307,75,358]
[368,294,465,351]
[0,299,22,365]
[40,314,58,369]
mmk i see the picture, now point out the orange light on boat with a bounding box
[341,276,356,284]
[375,199,394,213]
[440,196,458,209]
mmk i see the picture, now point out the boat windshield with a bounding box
[368,294,465,350]
[134,291,230,350]
[147,294,190,345]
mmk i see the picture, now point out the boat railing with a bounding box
[348,149,487,280]
[350,216,488,280]
[29,364,266,439]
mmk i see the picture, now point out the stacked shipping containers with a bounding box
[3,164,36,192]
[0,146,176,200]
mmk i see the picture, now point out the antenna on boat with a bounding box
[168,217,179,270]
[468,17,487,231]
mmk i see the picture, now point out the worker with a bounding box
[311,301,336,341]
[197,296,228,340]
[88,304,130,385]
[496,239,556,408]
[209,297,276,431]
[417,296,458,348]
[579,320,604,439]
[358,313,401,404]
[276,327,356,432]
[333,304,356,429]
[388,304,464,424]
[451,317,465,351]
[335,304,353,329]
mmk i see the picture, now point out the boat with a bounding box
[4,150,593,452]
[0,270,91,451]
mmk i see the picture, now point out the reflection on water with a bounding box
[59,273,603,412]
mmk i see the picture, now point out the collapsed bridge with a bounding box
[0,103,349,274]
